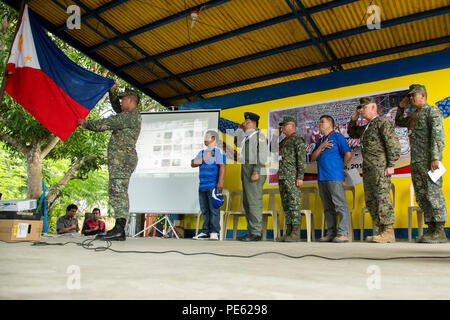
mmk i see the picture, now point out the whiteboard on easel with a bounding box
[129,110,220,213]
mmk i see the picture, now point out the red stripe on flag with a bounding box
[5,65,90,141]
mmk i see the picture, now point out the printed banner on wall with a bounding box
[267,88,411,185]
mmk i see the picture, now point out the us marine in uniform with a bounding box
[78,83,142,241]
[347,97,400,242]
[395,84,447,243]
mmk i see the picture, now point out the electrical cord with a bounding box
[2,239,449,261]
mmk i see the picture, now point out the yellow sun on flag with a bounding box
[18,34,23,52]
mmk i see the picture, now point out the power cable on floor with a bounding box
[1,239,450,261]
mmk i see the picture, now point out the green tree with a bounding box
[0,2,164,213]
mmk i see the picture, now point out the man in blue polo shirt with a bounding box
[191,130,226,240]
[311,115,352,242]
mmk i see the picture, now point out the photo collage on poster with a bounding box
[135,118,209,175]
[268,88,410,184]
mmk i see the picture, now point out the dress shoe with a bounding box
[332,235,349,243]
[319,233,336,242]
[238,234,261,241]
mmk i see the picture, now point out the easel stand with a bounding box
[133,214,179,239]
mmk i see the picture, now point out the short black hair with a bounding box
[66,204,78,212]
[320,115,335,128]
[92,208,101,214]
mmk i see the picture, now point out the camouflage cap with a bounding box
[278,116,297,126]
[408,84,426,95]
[118,88,140,105]
[358,97,376,109]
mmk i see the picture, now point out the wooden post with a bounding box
[0,0,27,105]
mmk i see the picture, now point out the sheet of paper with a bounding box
[428,161,446,183]
[344,168,363,186]
[15,223,29,238]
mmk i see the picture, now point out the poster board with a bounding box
[129,110,220,213]
[268,88,411,185]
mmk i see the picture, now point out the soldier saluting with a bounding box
[347,97,400,243]
[78,82,142,241]
[395,84,447,243]
[234,112,268,241]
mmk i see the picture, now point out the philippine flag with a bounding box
[5,5,114,141]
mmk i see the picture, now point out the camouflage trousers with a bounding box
[363,169,395,226]
[411,162,448,223]
[108,163,135,219]
[279,179,301,225]
[109,177,131,219]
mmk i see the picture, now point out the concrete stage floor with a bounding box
[0,235,449,300]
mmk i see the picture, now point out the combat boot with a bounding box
[419,222,448,243]
[365,225,383,242]
[284,224,300,242]
[96,218,127,241]
[372,224,395,243]
[276,224,292,242]
[416,222,435,243]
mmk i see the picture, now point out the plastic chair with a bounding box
[300,186,318,242]
[408,183,424,242]
[223,190,245,240]
[195,189,230,241]
[360,183,395,240]
[320,185,356,241]
[261,188,280,241]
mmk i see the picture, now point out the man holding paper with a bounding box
[395,84,447,243]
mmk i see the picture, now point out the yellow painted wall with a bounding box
[185,67,450,233]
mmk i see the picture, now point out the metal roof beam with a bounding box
[164,36,450,103]
[56,0,129,33]
[293,0,343,71]
[49,0,192,102]
[285,0,338,71]
[145,6,450,88]
[12,2,167,105]
[68,0,202,101]
[116,0,358,73]
[88,0,230,54]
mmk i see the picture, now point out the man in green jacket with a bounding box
[78,83,142,241]
[348,97,400,242]
[395,84,447,243]
[272,116,306,242]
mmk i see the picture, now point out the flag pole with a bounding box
[0,0,27,105]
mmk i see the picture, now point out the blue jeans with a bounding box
[318,180,350,236]
[199,189,220,234]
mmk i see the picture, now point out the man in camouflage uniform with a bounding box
[271,116,306,242]
[395,84,447,243]
[234,112,268,241]
[78,83,142,241]
[348,97,400,243]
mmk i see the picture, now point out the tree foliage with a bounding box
[0,2,166,228]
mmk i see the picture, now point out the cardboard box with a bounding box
[0,219,43,241]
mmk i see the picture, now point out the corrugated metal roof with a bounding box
[3,0,449,107]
